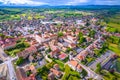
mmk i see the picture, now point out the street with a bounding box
[0,47,8,61]
[74,58,103,80]
[0,47,18,80]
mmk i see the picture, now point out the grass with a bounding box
[62,65,81,80]
[101,70,120,80]
[37,62,55,79]
[5,38,30,57]
[108,43,120,56]
[107,23,120,32]
[53,59,64,71]
[116,58,120,72]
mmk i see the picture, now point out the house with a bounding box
[68,43,76,49]
[16,68,27,80]
[76,55,85,61]
[50,48,60,58]
[62,47,67,52]
[58,53,68,60]
[25,65,37,75]
[63,38,72,44]
[57,42,63,48]
[17,46,37,59]
[78,50,88,59]
[27,74,36,80]
[0,38,17,50]
[53,64,60,70]
[48,73,55,80]
[50,45,58,51]
[16,67,36,80]
[29,52,42,62]
[50,68,62,78]
[68,60,78,70]
[76,64,82,72]
[2,42,16,50]
[67,35,77,43]
[68,60,82,72]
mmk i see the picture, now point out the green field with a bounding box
[108,43,120,56]
[101,70,120,80]
[107,23,120,32]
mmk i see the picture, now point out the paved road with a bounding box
[74,58,103,80]
[89,51,114,70]
[45,55,52,62]
[0,56,18,80]
[6,56,18,80]
[0,47,8,61]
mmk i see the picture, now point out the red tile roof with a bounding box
[69,60,78,67]
[50,68,62,77]
[58,53,67,60]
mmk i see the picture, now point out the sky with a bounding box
[0,0,120,6]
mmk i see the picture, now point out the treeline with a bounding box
[0,8,23,15]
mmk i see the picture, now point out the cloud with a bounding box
[94,0,120,5]
[0,0,47,5]
[66,0,88,5]
[0,0,120,5]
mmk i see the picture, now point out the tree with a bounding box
[79,37,86,44]
[78,32,83,39]
[81,69,87,77]
[85,22,90,27]
[58,32,63,37]
[89,30,96,38]
[26,71,32,76]
[66,47,72,53]
[0,33,5,38]
[85,19,90,27]
[16,57,24,65]
[95,63,101,73]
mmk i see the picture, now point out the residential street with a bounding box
[74,58,103,80]
[0,55,18,80]
[88,50,115,70]
[0,47,8,61]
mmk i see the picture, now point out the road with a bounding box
[0,53,18,80]
[74,58,103,80]
[0,47,8,61]
[45,55,52,62]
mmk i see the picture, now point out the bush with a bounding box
[95,63,101,73]
[58,32,64,37]
[15,57,24,65]
[62,65,81,80]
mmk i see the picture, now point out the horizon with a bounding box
[0,0,120,6]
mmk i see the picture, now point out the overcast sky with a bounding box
[0,0,120,6]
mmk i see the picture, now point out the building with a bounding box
[17,46,37,59]
[50,68,62,78]
[58,53,68,60]
[48,73,55,80]
[68,60,82,72]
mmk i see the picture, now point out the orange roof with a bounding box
[2,42,16,48]
[50,68,62,77]
[54,64,59,69]
[30,65,36,71]
[58,53,67,60]
[77,55,84,60]
[77,64,82,70]
[69,60,78,67]
[70,43,76,47]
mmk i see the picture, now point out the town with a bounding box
[0,6,120,80]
